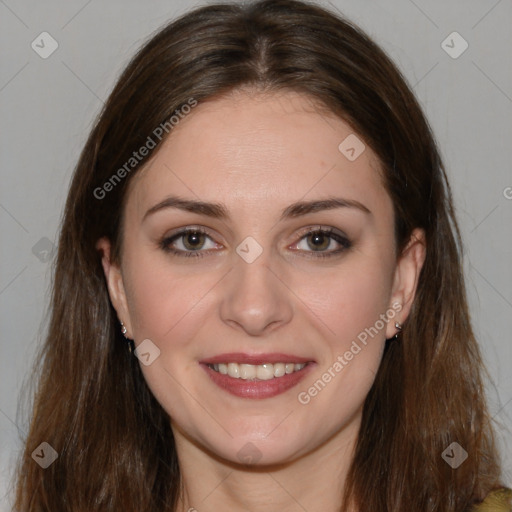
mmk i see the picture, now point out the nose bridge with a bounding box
[219,241,293,335]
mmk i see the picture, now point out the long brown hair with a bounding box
[14,1,503,510]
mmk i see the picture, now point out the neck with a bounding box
[173,417,360,512]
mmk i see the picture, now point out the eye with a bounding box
[291,227,351,258]
[160,227,221,258]
[160,225,351,259]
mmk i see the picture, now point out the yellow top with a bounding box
[472,488,512,511]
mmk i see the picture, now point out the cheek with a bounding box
[123,252,217,342]
[122,253,218,422]
[293,260,392,430]
[293,256,394,348]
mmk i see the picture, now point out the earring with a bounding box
[393,321,402,339]
[120,322,134,353]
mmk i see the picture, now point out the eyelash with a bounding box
[159,226,352,259]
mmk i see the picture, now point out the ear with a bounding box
[96,237,134,338]
[385,228,426,339]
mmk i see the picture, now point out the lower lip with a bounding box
[201,363,316,399]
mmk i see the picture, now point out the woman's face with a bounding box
[100,90,424,466]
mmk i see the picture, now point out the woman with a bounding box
[14,0,511,510]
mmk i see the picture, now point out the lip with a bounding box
[199,353,316,399]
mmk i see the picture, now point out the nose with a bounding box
[219,249,294,336]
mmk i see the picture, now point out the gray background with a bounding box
[1,0,511,508]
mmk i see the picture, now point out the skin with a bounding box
[98,90,426,512]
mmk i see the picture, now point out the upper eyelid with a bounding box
[163,226,216,242]
[294,224,347,238]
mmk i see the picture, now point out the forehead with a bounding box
[126,90,388,219]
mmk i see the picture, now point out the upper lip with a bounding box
[200,352,314,365]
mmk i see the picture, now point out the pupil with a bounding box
[309,232,328,251]
[185,232,203,250]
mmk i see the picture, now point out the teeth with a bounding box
[240,364,256,380]
[273,363,286,377]
[209,362,307,380]
[227,362,240,378]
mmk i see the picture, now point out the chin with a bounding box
[197,429,311,468]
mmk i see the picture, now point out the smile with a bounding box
[200,353,315,399]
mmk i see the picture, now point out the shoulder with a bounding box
[471,487,512,512]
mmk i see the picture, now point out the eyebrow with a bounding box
[143,195,371,222]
